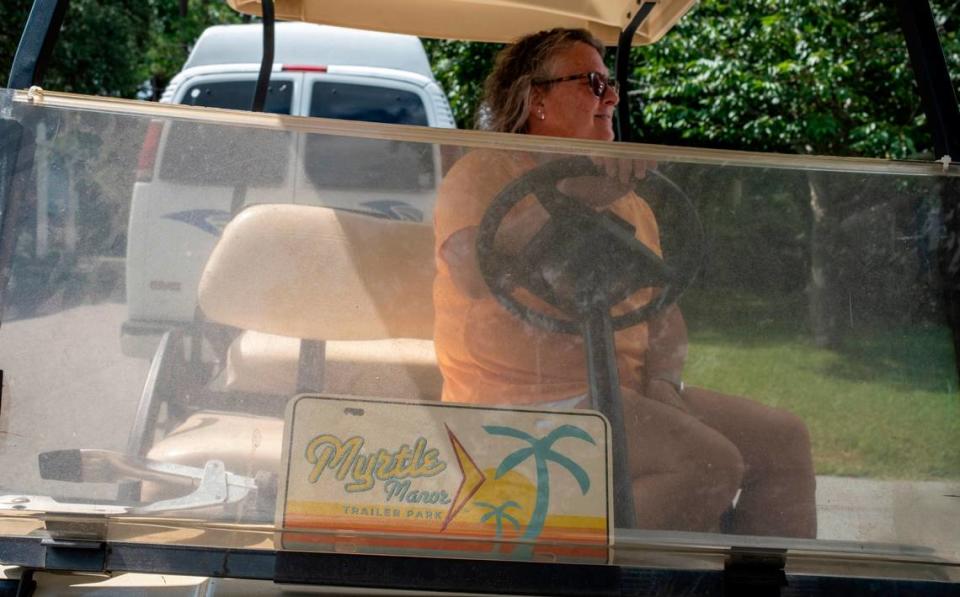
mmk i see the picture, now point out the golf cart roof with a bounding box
[226,0,697,45]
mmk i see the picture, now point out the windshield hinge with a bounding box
[25,87,44,104]
[723,547,787,597]
[37,538,106,573]
[0,541,105,595]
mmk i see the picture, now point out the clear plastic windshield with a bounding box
[0,89,957,573]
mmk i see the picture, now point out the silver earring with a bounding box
[537,107,545,120]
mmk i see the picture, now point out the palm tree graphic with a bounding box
[484,424,594,548]
[475,500,522,552]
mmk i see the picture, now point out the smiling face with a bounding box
[526,41,618,141]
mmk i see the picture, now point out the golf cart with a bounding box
[0,1,958,595]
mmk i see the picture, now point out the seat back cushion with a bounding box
[199,204,436,341]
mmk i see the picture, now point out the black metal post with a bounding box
[296,339,326,393]
[895,0,960,374]
[582,308,638,529]
[895,0,960,159]
[7,0,71,90]
[4,0,69,317]
[252,0,276,113]
[0,120,26,317]
[614,2,655,143]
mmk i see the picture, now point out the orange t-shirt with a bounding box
[433,150,661,405]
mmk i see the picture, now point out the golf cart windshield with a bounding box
[0,87,957,590]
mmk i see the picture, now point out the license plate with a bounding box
[277,395,612,562]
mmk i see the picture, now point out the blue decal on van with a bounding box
[360,200,424,222]
[164,209,231,236]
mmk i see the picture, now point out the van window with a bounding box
[308,82,427,125]
[180,80,294,114]
[158,80,294,186]
[304,82,435,192]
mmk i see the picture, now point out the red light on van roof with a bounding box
[281,64,328,72]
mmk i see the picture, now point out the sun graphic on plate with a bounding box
[453,469,537,531]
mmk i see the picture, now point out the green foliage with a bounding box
[424,1,959,160]
[143,0,242,100]
[2,0,151,96]
[630,0,960,159]
[422,39,501,129]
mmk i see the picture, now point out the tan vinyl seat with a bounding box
[146,204,440,479]
[199,203,440,398]
[223,331,441,398]
[200,203,436,341]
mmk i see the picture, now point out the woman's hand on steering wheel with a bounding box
[557,157,658,207]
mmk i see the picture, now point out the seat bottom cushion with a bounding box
[222,330,442,399]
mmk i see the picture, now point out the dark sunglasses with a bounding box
[532,71,618,98]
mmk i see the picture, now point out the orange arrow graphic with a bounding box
[440,425,486,531]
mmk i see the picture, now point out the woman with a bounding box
[432,28,816,537]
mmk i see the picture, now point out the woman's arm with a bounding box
[438,197,551,300]
[439,227,487,299]
[643,304,690,412]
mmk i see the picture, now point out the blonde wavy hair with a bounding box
[479,28,606,134]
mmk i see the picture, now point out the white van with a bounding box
[123,22,455,357]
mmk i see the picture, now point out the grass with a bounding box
[680,289,960,480]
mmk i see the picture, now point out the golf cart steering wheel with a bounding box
[476,156,704,334]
